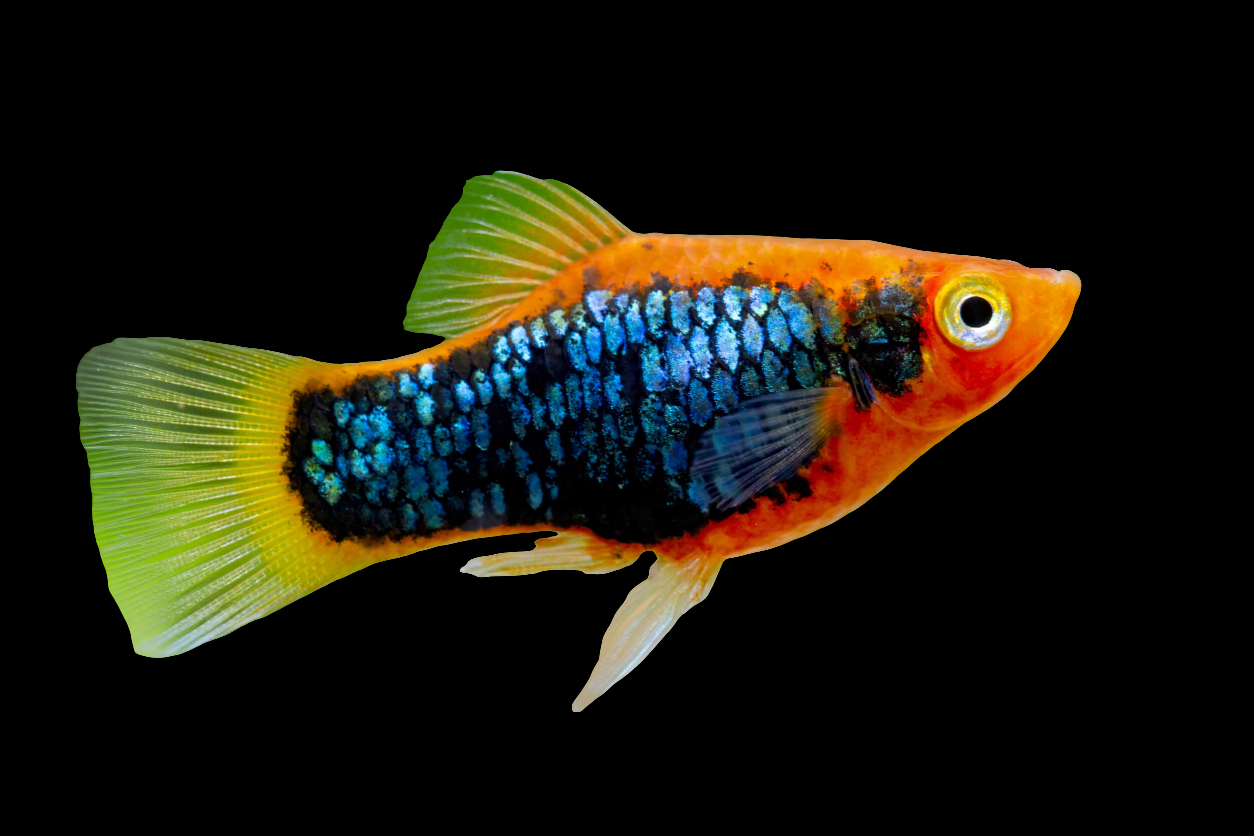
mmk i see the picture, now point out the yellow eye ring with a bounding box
[935,275,1012,350]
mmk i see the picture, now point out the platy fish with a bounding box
[76,172,1079,711]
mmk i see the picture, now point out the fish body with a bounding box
[77,173,1079,710]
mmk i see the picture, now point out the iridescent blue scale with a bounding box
[301,276,885,543]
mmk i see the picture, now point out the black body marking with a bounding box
[285,270,926,545]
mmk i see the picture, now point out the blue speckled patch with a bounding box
[626,300,645,344]
[303,458,325,484]
[749,286,771,317]
[453,379,475,413]
[741,316,764,361]
[669,290,692,336]
[509,326,531,362]
[530,318,548,348]
[292,273,923,544]
[565,375,582,417]
[766,307,792,353]
[319,473,344,504]
[585,326,602,365]
[740,367,763,398]
[549,309,568,338]
[642,344,667,392]
[666,333,692,389]
[711,367,737,413]
[311,439,333,466]
[794,349,817,388]
[451,415,471,454]
[547,382,566,426]
[530,395,546,431]
[723,286,746,321]
[646,290,666,339]
[689,329,712,380]
[349,414,372,449]
[762,349,789,393]
[491,363,511,398]
[396,373,417,399]
[603,370,622,409]
[434,426,452,457]
[695,287,716,327]
[566,331,587,372]
[587,290,611,323]
[603,313,624,356]
[472,369,493,405]
[334,400,354,427]
[349,449,372,479]
[688,379,713,426]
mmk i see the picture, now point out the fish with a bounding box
[76,171,1080,711]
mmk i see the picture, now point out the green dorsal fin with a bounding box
[404,172,633,337]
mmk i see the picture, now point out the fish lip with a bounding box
[1057,269,1082,295]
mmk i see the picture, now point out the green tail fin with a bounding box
[77,338,371,656]
[404,171,632,338]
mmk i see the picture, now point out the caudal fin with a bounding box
[77,338,372,656]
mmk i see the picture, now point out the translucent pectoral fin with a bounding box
[690,387,842,512]
[460,531,639,577]
[572,555,724,712]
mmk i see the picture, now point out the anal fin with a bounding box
[572,554,724,712]
[460,531,639,577]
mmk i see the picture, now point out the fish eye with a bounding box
[960,296,993,328]
[935,275,1011,350]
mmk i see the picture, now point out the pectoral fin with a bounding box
[690,387,842,512]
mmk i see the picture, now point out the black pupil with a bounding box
[960,296,994,328]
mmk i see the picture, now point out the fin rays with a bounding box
[78,338,376,657]
[691,388,838,511]
[404,172,631,338]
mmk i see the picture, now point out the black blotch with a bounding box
[544,338,566,379]
[450,347,472,381]
[583,265,603,284]
[729,269,760,288]
[470,340,493,372]
[433,364,452,386]
[431,384,452,422]
[784,475,812,500]
[648,271,672,292]
[762,486,787,506]
[798,279,820,307]
[820,262,832,271]
[388,398,412,434]
[641,243,653,250]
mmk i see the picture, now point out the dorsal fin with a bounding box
[404,172,632,338]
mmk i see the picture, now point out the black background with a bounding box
[71,115,1103,731]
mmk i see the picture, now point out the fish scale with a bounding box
[285,273,925,546]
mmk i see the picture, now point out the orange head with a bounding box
[877,259,1081,431]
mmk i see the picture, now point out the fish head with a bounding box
[876,260,1080,431]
